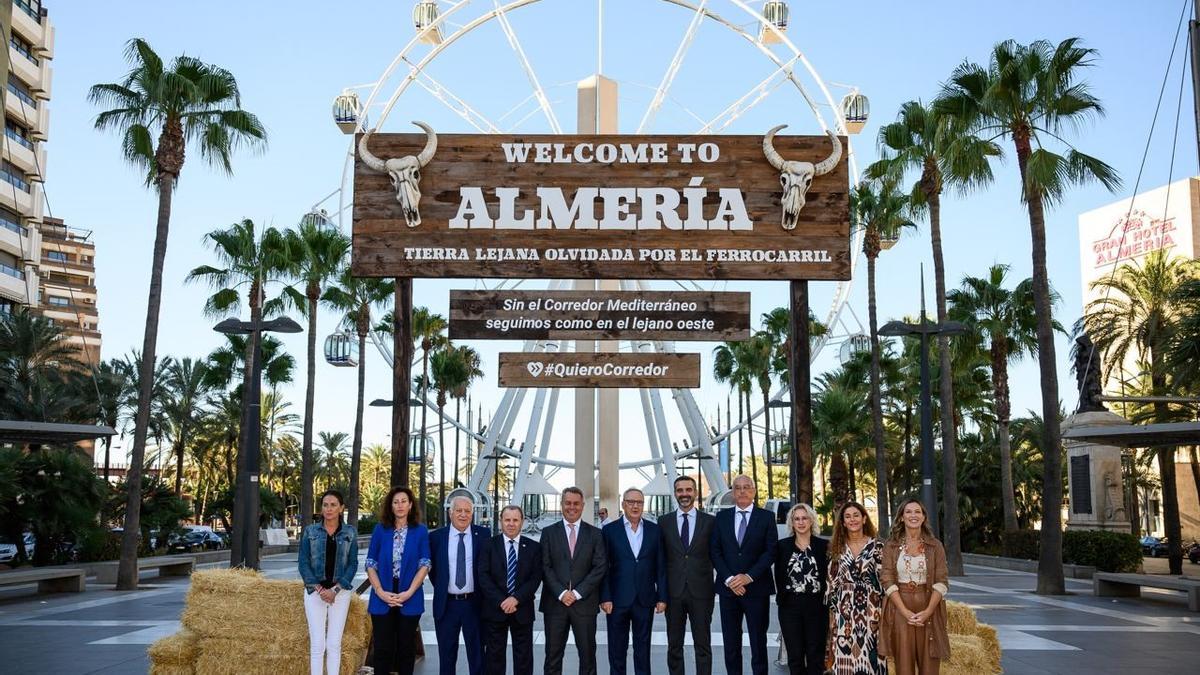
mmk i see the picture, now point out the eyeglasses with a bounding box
[623,499,644,506]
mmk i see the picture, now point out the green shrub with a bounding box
[357,514,378,535]
[1001,529,1040,560]
[1063,530,1141,573]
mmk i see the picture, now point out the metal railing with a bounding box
[5,124,34,150]
[0,261,24,280]
[0,211,26,237]
[1,164,31,192]
[9,35,38,65]
[6,78,37,108]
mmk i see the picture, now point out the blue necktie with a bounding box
[456,532,467,590]
[507,539,517,595]
[681,512,690,549]
[737,511,748,546]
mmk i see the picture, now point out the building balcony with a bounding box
[0,178,35,216]
[43,303,99,319]
[3,90,44,139]
[0,216,39,264]
[9,46,41,92]
[40,21,54,60]
[39,254,93,275]
[0,262,34,305]
[36,62,52,100]
[2,134,46,180]
[11,2,45,50]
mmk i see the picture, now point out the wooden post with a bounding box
[392,278,414,487]
[789,280,813,504]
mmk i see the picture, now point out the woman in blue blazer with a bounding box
[366,486,432,675]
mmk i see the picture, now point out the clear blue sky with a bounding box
[42,1,1196,484]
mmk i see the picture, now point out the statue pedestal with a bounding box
[1063,410,1132,533]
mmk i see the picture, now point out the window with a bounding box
[0,161,30,193]
[0,207,26,237]
[13,0,42,22]
[47,296,70,307]
[9,34,38,64]
[0,299,15,315]
[6,74,37,108]
[0,261,23,280]
[46,250,68,262]
[5,121,34,150]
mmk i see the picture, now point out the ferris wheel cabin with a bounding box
[324,332,359,367]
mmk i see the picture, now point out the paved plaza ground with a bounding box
[0,552,1198,674]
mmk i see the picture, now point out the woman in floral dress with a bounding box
[825,500,886,675]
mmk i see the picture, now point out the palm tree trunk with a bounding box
[927,187,964,576]
[420,351,430,521]
[174,425,188,497]
[746,389,759,491]
[117,171,175,591]
[300,293,318,529]
[349,333,367,528]
[1151,369,1183,575]
[993,344,1018,532]
[454,397,462,488]
[1189,447,1200,512]
[763,387,774,500]
[103,436,112,483]
[1128,454,1141,538]
[1016,135,1065,595]
[737,394,745,475]
[867,251,889,531]
[438,400,447,523]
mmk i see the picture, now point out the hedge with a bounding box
[997,529,1141,573]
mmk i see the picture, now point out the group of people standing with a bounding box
[297,476,951,675]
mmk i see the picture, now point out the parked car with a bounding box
[1187,541,1200,565]
[1141,535,1169,558]
[0,533,36,564]
[168,530,226,553]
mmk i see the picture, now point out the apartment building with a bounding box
[39,217,100,361]
[0,0,53,317]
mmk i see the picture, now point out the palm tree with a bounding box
[204,334,296,394]
[323,270,394,527]
[1168,277,1200,509]
[812,379,869,509]
[761,306,828,502]
[0,309,87,424]
[411,308,448,520]
[361,443,391,518]
[450,346,483,492]
[939,38,1122,593]
[714,341,757,488]
[90,39,266,589]
[431,344,475,523]
[187,218,290,564]
[315,431,351,492]
[869,98,1000,576]
[851,177,916,531]
[162,357,211,496]
[1083,250,1196,574]
[279,220,349,526]
[742,333,777,499]
[92,360,130,482]
[948,266,1044,532]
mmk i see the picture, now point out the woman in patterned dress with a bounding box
[774,503,829,675]
[825,501,886,675]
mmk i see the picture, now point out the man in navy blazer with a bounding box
[600,487,667,675]
[478,505,542,675]
[429,496,491,675]
[709,475,777,675]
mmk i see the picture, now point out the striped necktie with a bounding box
[506,539,517,595]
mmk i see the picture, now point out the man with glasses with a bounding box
[659,475,716,675]
[599,487,667,675]
[710,475,777,675]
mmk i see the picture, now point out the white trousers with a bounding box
[303,588,353,675]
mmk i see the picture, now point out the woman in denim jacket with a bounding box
[366,485,431,675]
[298,489,360,675]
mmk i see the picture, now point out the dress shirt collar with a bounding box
[562,517,581,529]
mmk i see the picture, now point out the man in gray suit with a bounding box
[540,486,608,675]
[659,475,716,675]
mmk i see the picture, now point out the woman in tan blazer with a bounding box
[879,499,951,674]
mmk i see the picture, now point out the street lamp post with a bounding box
[878,283,967,537]
[214,316,302,570]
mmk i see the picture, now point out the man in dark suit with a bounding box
[478,505,542,675]
[710,474,777,675]
[599,487,667,675]
[540,486,608,675]
[660,475,716,675]
[429,496,491,675]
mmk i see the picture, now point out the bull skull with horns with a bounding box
[762,126,842,230]
[358,122,438,228]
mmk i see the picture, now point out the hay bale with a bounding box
[194,637,368,675]
[182,568,371,673]
[946,600,978,635]
[974,623,1002,673]
[147,628,198,675]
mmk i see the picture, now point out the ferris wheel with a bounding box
[315,0,872,514]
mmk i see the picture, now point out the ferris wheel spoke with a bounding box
[491,0,562,133]
[696,56,796,134]
[404,59,502,133]
[637,0,709,134]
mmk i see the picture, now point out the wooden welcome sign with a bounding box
[352,131,850,280]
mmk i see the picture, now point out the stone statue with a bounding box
[1073,334,1107,413]
[1103,470,1127,522]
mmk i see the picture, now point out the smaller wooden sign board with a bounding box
[498,352,701,388]
[451,290,750,341]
